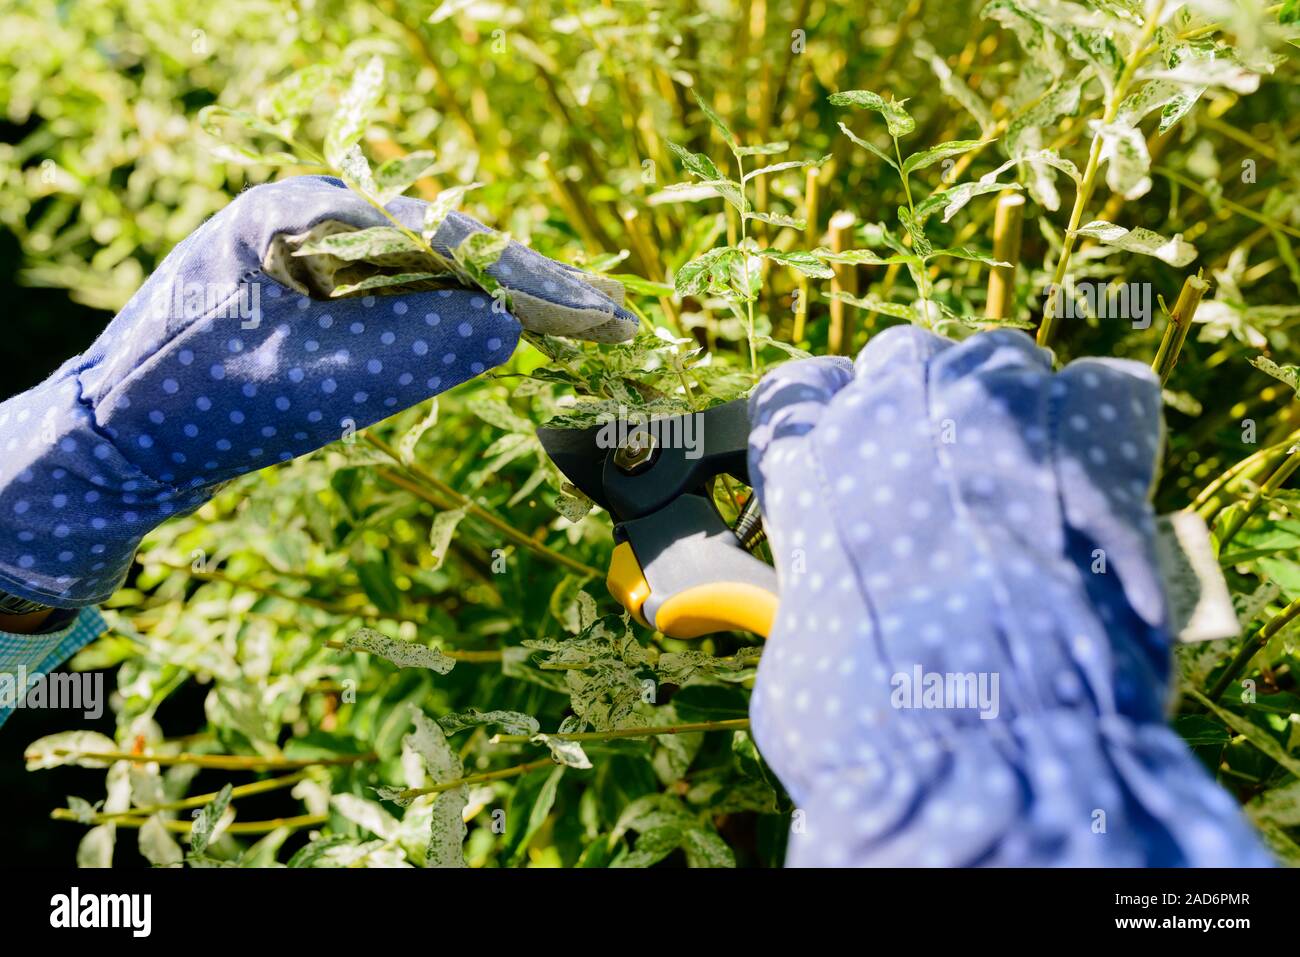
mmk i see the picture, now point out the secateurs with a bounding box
[537,399,778,639]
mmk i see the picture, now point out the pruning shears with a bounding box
[537,399,778,640]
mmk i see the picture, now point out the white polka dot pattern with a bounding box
[0,176,637,608]
[745,326,1271,867]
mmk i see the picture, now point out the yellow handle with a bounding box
[607,541,653,630]
[654,582,776,639]
[606,541,775,639]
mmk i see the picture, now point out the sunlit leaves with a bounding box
[422,183,482,241]
[343,628,457,674]
[406,709,467,868]
[191,783,233,857]
[293,226,423,261]
[372,151,438,203]
[197,106,299,166]
[1250,356,1300,395]
[675,246,739,297]
[828,89,916,137]
[667,140,723,181]
[915,178,1023,224]
[1093,120,1153,199]
[691,89,737,147]
[758,249,835,278]
[1074,220,1197,266]
[263,65,332,123]
[836,121,899,170]
[325,56,385,167]
[741,155,829,184]
[439,709,540,737]
[25,731,118,770]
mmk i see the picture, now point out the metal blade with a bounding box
[535,423,612,510]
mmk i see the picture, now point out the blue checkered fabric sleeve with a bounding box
[0,606,107,729]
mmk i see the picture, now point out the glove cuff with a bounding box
[0,366,210,608]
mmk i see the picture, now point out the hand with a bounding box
[0,175,636,608]
[746,325,1270,867]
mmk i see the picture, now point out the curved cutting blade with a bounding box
[535,422,612,510]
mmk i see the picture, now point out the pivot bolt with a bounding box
[614,430,657,474]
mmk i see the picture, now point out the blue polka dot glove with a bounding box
[0,175,636,608]
[747,326,1271,867]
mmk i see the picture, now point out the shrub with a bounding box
[5,0,1300,866]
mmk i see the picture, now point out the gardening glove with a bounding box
[0,174,637,611]
[746,325,1273,867]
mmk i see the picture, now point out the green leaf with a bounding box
[931,246,1011,267]
[535,732,593,768]
[356,561,403,615]
[741,155,829,183]
[422,183,482,241]
[836,122,899,170]
[1250,356,1300,396]
[1189,689,1300,779]
[744,211,807,230]
[428,505,469,572]
[1074,220,1197,267]
[756,335,813,359]
[454,230,511,285]
[615,824,683,867]
[608,272,675,297]
[507,765,565,865]
[264,65,332,122]
[398,399,439,465]
[329,272,451,297]
[828,89,916,137]
[734,141,790,156]
[691,89,737,147]
[406,710,468,868]
[902,139,988,175]
[667,140,723,181]
[287,834,363,867]
[825,291,920,321]
[914,179,1022,225]
[325,56,386,167]
[25,731,117,770]
[1095,120,1152,200]
[1014,148,1082,184]
[682,826,736,867]
[139,815,184,867]
[343,627,456,674]
[335,143,377,195]
[438,709,540,737]
[1173,713,1231,748]
[191,783,233,856]
[293,226,423,261]
[728,249,762,301]
[813,246,918,266]
[196,106,298,166]
[373,151,438,202]
[331,793,402,841]
[675,246,738,297]
[757,248,835,278]
[897,206,932,257]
